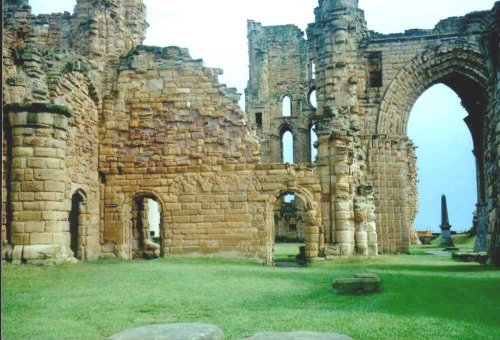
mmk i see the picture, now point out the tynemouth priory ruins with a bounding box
[2,0,499,266]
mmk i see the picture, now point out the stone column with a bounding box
[304,210,320,258]
[5,103,75,264]
[333,140,355,256]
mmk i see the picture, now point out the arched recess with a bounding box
[375,42,489,250]
[130,191,166,259]
[48,59,101,105]
[69,189,87,260]
[265,186,322,266]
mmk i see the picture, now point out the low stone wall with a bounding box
[100,164,323,265]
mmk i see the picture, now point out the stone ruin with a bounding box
[2,0,499,266]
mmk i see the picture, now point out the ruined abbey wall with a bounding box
[2,0,499,265]
[249,0,499,257]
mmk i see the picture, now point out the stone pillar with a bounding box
[5,103,75,264]
[304,210,320,258]
[333,141,355,255]
[474,203,488,252]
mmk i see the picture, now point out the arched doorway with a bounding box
[266,187,321,266]
[131,193,163,259]
[375,43,489,253]
[273,193,307,263]
[69,190,86,259]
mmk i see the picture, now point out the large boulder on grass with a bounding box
[108,323,224,340]
[332,273,380,295]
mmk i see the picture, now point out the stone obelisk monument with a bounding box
[439,195,454,247]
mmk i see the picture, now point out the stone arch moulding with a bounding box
[278,122,295,137]
[128,190,168,259]
[376,42,489,136]
[51,67,101,106]
[265,186,322,266]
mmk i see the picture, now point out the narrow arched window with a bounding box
[282,130,294,163]
[282,96,291,117]
[309,124,318,163]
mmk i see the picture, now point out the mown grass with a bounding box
[274,242,302,261]
[411,234,478,255]
[2,247,500,340]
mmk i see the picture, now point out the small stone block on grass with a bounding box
[332,273,380,295]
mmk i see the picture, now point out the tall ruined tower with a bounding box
[245,21,316,164]
[2,0,149,264]
[71,0,148,58]
[306,0,378,256]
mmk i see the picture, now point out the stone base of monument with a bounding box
[332,273,380,295]
[244,331,352,339]
[452,252,488,264]
[108,323,224,340]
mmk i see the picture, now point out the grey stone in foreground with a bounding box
[452,252,488,264]
[108,323,224,340]
[244,331,352,340]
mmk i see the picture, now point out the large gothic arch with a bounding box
[373,41,493,254]
[377,42,489,136]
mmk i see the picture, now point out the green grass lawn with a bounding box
[2,248,500,340]
[411,234,478,255]
[274,242,302,262]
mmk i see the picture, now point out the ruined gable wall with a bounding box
[98,46,322,262]
[99,46,260,174]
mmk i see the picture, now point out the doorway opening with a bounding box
[132,195,162,259]
[69,190,85,259]
[273,193,307,265]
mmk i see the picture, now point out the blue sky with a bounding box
[29,0,495,232]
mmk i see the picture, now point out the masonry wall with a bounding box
[100,164,322,264]
[52,72,101,259]
[94,46,322,263]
